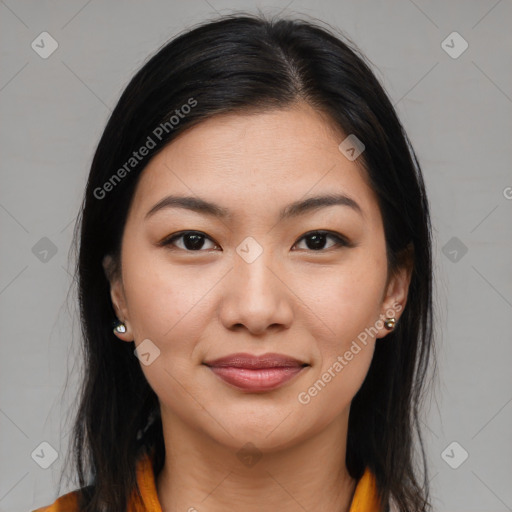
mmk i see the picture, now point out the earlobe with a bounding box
[377,256,413,339]
[102,254,133,342]
[109,284,133,342]
[112,319,133,342]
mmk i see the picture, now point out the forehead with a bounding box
[151,104,348,175]
[127,104,380,224]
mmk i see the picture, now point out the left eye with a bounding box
[160,230,348,252]
[293,231,348,251]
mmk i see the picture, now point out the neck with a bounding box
[156,409,357,512]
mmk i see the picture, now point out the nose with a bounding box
[218,247,293,335]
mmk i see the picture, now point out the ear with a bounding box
[376,245,413,339]
[102,254,133,342]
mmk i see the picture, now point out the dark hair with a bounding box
[64,11,435,512]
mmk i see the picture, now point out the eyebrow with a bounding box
[145,193,363,222]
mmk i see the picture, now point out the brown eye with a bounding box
[293,231,349,251]
[161,231,218,251]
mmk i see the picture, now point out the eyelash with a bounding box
[159,230,351,253]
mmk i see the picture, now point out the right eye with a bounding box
[159,231,220,252]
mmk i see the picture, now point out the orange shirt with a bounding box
[33,452,381,511]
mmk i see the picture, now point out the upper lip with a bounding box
[203,352,308,369]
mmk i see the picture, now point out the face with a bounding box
[104,103,410,453]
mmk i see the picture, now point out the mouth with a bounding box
[203,352,308,368]
[203,352,309,392]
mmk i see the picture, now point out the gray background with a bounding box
[1,1,511,511]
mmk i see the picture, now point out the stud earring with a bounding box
[384,317,396,330]
[113,321,127,334]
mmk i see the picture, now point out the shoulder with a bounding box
[32,489,80,512]
[31,449,156,512]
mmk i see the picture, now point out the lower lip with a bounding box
[206,365,306,392]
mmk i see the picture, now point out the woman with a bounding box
[34,12,435,512]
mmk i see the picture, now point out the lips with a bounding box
[203,352,309,392]
[203,352,308,369]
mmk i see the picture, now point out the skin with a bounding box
[104,102,411,512]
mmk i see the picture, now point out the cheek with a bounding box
[298,341,375,423]
[302,256,387,345]
[295,272,381,416]
[295,250,386,404]
[120,249,212,408]
[120,249,220,399]
[121,243,211,340]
